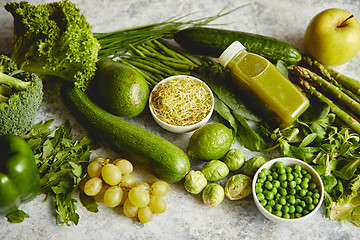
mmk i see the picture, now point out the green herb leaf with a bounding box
[79,192,99,213]
[6,209,29,223]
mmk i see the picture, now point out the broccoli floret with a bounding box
[5,0,101,91]
[0,54,43,135]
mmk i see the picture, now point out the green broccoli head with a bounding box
[5,0,101,91]
[0,54,43,136]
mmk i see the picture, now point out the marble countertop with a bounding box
[1,0,360,239]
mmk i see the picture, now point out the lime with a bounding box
[187,122,233,161]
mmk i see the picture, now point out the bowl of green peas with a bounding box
[252,157,324,224]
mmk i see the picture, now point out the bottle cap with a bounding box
[218,41,246,67]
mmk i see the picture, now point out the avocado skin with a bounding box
[94,59,150,118]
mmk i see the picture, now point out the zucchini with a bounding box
[61,83,190,183]
[174,27,302,65]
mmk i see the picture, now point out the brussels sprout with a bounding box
[225,174,252,200]
[242,156,266,176]
[201,160,229,182]
[184,170,207,194]
[223,149,245,171]
[202,183,225,207]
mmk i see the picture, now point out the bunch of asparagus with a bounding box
[290,56,360,134]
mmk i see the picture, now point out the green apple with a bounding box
[304,8,360,66]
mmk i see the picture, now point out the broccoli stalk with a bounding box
[5,0,101,91]
[0,71,31,102]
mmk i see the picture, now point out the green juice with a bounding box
[220,41,309,128]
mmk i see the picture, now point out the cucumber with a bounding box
[174,27,302,65]
[61,83,190,183]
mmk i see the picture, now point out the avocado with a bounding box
[93,59,150,118]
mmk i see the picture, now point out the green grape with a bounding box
[84,177,103,196]
[138,206,153,223]
[148,195,167,214]
[101,163,122,185]
[79,174,91,191]
[93,184,110,203]
[104,186,123,207]
[123,198,139,218]
[151,181,169,197]
[87,160,103,178]
[119,189,129,206]
[120,174,137,189]
[115,159,133,174]
[93,156,107,163]
[135,182,151,190]
[128,186,150,207]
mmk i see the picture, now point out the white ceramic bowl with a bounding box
[149,75,214,133]
[252,157,324,224]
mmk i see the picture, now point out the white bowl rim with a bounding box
[252,157,324,223]
[149,75,214,132]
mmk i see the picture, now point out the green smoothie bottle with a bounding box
[219,41,309,128]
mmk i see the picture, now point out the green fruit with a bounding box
[187,122,233,161]
[94,59,150,118]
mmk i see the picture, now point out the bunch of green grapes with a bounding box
[82,156,169,223]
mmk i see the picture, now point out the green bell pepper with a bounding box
[0,134,40,215]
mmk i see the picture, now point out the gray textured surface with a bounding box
[1,0,360,239]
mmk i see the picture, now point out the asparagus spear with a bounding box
[292,66,360,117]
[302,56,360,103]
[324,66,360,96]
[293,76,360,134]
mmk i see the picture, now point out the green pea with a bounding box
[260,199,267,207]
[309,182,317,190]
[305,196,313,204]
[300,200,306,208]
[267,175,273,182]
[275,161,285,169]
[274,193,281,199]
[287,173,294,181]
[295,185,302,191]
[257,178,265,184]
[289,188,296,195]
[272,180,280,188]
[279,187,287,196]
[301,169,308,175]
[282,205,290,213]
[257,192,265,201]
[303,210,309,215]
[281,181,288,188]
[289,181,296,188]
[306,191,313,197]
[294,165,302,172]
[272,172,279,179]
[265,205,272,213]
[274,204,282,211]
[258,172,266,179]
[289,205,296,214]
[313,198,319,205]
[268,199,276,207]
[264,191,274,200]
[264,181,273,190]
[271,188,278,194]
[295,177,302,185]
[299,189,307,197]
[313,192,320,199]
[278,168,286,175]
[285,166,292,173]
[296,205,303,213]
[278,197,287,205]
[279,174,287,181]
[283,213,290,219]
[274,211,282,217]
[307,204,315,211]
[287,196,296,205]
[295,213,302,218]
[255,187,263,194]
